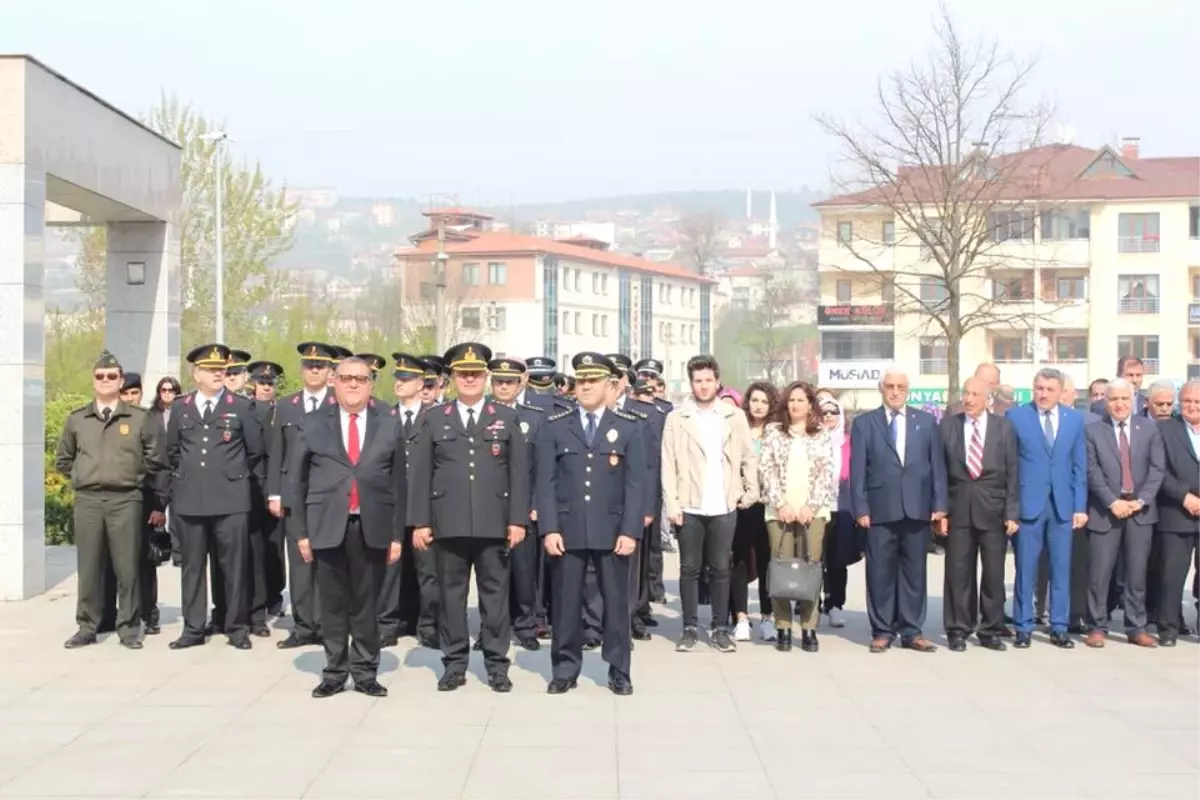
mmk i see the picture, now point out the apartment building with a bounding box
[393,209,714,396]
[813,141,1200,409]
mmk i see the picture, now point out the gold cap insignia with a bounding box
[582,355,593,365]
[208,347,222,362]
[500,361,510,371]
[308,345,318,357]
[465,346,476,362]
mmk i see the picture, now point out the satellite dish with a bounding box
[1056,124,1075,145]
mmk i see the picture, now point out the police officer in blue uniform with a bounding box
[634,357,671,603]
[536,353,644,695]
[634,358,673,414]
[629,375,667,635]
[167,344,266,650]
[488,357,544,650]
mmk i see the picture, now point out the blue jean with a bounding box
[1014,509,1073,634]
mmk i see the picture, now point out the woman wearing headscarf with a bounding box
[818,395,861,627]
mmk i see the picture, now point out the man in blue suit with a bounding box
[1006,367,1088,648]
[850,367,947,653]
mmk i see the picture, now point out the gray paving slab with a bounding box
[0,546,1194,799]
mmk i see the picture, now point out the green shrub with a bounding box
[44,393,87,545]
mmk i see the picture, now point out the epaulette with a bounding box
[518,401,544,413]
[224,393,235,405]
[613,409,639,422]
[548,408,573,422]
[390,407,397,416]
[72,403,91,416]
[291,394,300,405]
[182,394,193,406]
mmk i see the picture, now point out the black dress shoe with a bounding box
[1067,623,1087,635]
[143,622,161,636]
[63,632,97,649]
[472,638,483,651]
[775,629,792,652]
[1014,633,1032,649]
[632,624,651,641]
[644,617,659,627]
[120,638,143,650]
[354,679,388,697]
[312,679,345,699]
[1050,631,1075,649]
[607,672,633,696]
[516,636,540,651]
[535,624,552,640]
[438,672,467,692]
[948,636,967,652]
[583,637,602,651]
[168,636,205,650]
[227,638,252,650]
[380,635,399,648]
[1158,633,1178,647]
[420,635,440,649]
[251,624,272,638]
[276,633,319,650]
[204,622,224,637]
[801,630,819,653]
[978,636,1007,651]
[488,673,513,693]
[547,677,578,694]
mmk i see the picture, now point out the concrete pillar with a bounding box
[0,163,47,600]
[105,221,181,390]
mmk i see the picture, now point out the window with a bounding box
[573,269,582,291]
[990,210,1034,242]
[419,281,435,301]
[689,287,696,306]
[919,276,949,307]
[837,221,853,247]
[1084,152,1134,178]
[462,262,480,285]
[1190,205,1199,239]
[487,262,506,285]
[835,280,852,303]
[562,310,571,335]
[993,275,1032,302]
[665,284,673,304]
[882,221,895,245]
[1040,209,1091,240]
[919,337,948,374]
[485,305,506,331]
[1193,273,1200,300]
[592,273,600,293]
[592,314,600,336]
[820,331,894,361]
[1053,275,1087,301]
[991,335,1026,362]
[880,275,895,303]
[1053,335,1088,362]
[461,307,481,330]
[1118,335,1160,374]
[1118,213,1160,253]
[601,315,609,336]
[1117,274,1160,313]
[601,274,609,294]
[574,311,581,332]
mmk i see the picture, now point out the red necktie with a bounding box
[348,412,361,511]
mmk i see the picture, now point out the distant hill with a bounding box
[493,189,824,229]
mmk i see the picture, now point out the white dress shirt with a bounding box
[195,388,225,416]
[887,407,907,466]
[684,405,731,517]
[457,398,485,429]
[1112,415,1133,447]
[397,398,422,428]
[303,387,329,413]
[1186,422,1200,458]
[95,401,117,418]
[578,406,605,433]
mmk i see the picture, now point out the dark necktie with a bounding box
[404,409,414,435]
[1118,421,1134,494]
[348,412,361,511]
[1043,411,1055,445]
[467,407,476,431]
[309,396,318,414]
[101,407,111,423]
[203,400,213,422]
[585,412,597,446]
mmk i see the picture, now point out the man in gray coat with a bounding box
[1083,378,1165,647]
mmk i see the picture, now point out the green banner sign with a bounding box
[906,388,1032,406]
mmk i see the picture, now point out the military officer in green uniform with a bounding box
[225,349,253,397]
[56,352,165,650]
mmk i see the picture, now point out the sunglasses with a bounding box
[822,409,840,417]
[94,371,120,381]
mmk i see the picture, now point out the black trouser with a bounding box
[209,550,226,629]
[583,563,604,640]
[265,512,287,614]
[436,537,509,676]
[550,548,631,681]
[377,551,404,641]
[679,511,737,631]
[1146,534,1163,626]
[177,512,249,643]
[396,526,423,633]
[822,564,847,613]
[286,534,321,639]
[648,515,665,602]
[508,524,539,639]
[632,518,655,624]
[315,518,386,683]
[75,490,142,640]
[730,504,767,618]
[943,523,1007,638]
[248,510,276,627]
[1157,531,1199,637]
[414,535,439,641]
[865,518,929,640]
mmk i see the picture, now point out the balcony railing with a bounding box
[919,358,948,375]
[1189,303,1200,325]
[1118,236,1160,253]
[1118,296,1160,314]
[1142,358,1161,375]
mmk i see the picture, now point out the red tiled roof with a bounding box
[555,235,611,251]
[401,232,714,282]
[814,144,1200,207]
[422,207,494,219]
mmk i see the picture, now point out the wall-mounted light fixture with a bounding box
[126,261,146,285]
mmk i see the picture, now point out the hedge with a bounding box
[45,394,87,545]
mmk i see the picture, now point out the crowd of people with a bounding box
[53,344,1199,698]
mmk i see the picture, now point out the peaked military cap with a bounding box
[488,358,526,379]
[187,343,231,369]
[573,352,616,381]
[248,361,284,384]
[445,342,492,372]
[93,350,122,371]
[296,341,336,364]
[226,349,252,374]
[634,358,664,377]
[357,353,387,374]
[391,352,427,379]
[120,371,142,391]
[606,353,633,371]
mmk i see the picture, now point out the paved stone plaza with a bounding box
[0,548,1195,799]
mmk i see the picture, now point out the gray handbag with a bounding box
[767,522,823,603]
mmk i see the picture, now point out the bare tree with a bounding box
[815,3,1064,403]
[391,259,485,351]
[676,211,725,276]
[737,273,810,383]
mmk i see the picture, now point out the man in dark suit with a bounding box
[1006,367,1087,648]
[377,353,434,647]
[938,377,1019,651]
[1090,357,1148,416]
[850,367,947,653]
[268,343,339,649]
[536,353,644,696]
[166,344,266,651]
[1083,378,1165,648]
[409,342,530,693]
[291,357,406,698]
[1155,380,1200,646]
[246,361,285,633]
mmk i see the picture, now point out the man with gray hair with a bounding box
[1146,380,1178,421]
[1154,380,1200,645]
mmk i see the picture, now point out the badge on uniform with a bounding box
[520,421,529,435]
[606,429,618,443]
[118,423,130,436]
[609,453,620,466]
[223,431,232,442]
[491,442,501,457]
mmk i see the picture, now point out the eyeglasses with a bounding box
[822,409,840,417]
[338,374,371,386]
[94,372,120,381]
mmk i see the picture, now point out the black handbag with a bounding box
[767,522,823,603]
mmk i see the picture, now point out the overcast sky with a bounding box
[3,0,1197,203]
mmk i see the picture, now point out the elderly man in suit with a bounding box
[290,356,406,698]
[850,366,947,653]
[1155,380,1200,646]
[1090,357,1148,417]
[1083,378,1165,648]
[938,377,1019,652]
[1006,367,1088,649]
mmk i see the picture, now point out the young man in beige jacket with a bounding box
[662,355,760,652]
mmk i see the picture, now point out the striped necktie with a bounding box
[967,418,983,480]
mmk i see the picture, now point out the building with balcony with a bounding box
[393,209,714,398]
[814,140,1200,409]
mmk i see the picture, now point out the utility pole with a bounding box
[433,213,448,354]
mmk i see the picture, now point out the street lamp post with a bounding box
[433,215,448,354]
[201,131,229,342]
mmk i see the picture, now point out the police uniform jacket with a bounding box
[408,402,530,537]
[267,390,339,507]
[616,398,659,518]
[514,400,544,508]
[166,390,266,516]
[534,407,645,550]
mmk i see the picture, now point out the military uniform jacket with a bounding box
[408,402,530,538]
[267,390,339,507]
[55,401,166,502]
[534,407,646,550]
[166,390,266,516]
